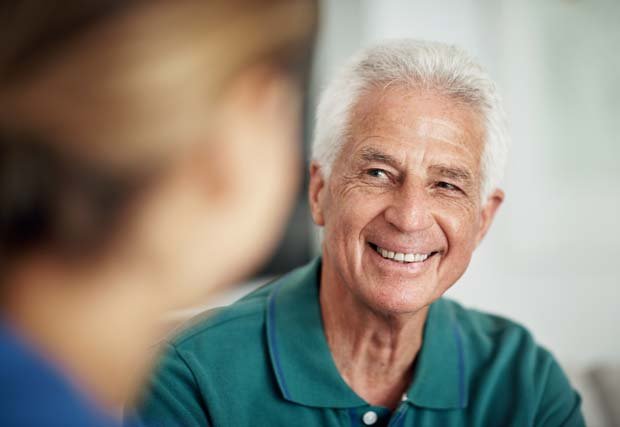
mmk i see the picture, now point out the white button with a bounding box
[362,410,378,425]
[401,393,408,402]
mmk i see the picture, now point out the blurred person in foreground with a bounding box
[0,1,317,426]
[136,40,585,427]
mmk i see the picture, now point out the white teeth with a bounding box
[374,245,432,263]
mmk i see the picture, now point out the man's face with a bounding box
[310,86,503,314]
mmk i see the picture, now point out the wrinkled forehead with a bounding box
[345,84,486,167]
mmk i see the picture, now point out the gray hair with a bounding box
[311,39,509,201]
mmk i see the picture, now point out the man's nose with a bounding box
[384,183,434,233]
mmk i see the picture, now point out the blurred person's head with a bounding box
[309,40,507,317]
[0,0,316,409]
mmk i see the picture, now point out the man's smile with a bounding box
[367,242,440,264]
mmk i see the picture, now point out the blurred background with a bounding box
[176,1,619,424]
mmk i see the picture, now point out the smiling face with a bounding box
[310,85,503,315]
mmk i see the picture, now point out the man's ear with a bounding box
[308,161,326,226]
[475,188,504,246]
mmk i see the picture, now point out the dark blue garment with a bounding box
[0,320,132,427]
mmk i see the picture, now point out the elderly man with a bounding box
[134,40,584,427]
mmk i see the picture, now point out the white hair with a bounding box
[311,39,509,201]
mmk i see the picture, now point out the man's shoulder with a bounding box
[170,283,274,351]
[169,263,309,351]
[439,297,560,381]
[439,297,555,365]
[439,298,583,425]
[441,297,531,338]
[146,278,280,406]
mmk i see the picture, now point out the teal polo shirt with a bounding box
[134,258,584,427]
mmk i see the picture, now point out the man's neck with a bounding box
[319,268,428,410]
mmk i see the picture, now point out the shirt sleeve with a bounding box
[534,350,586,427]
[130,344,211,427]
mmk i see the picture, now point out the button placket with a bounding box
[387,402,409,426]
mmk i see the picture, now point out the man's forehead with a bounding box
[410,117,467,145]
[347,86,485,165]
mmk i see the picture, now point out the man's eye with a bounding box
[367,169,389,179]
[436,181,461,192]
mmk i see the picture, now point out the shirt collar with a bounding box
[406,297,468,409]
[265,257,468,410]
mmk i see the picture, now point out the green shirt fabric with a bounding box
[134,258,585,427]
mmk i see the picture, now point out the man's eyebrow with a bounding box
[358,147,401,167]
[429,164,474,183]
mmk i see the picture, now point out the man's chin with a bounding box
[356,282,436,317]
